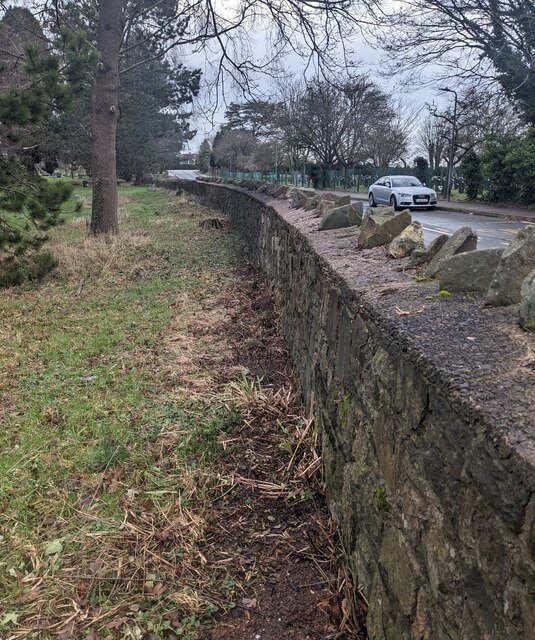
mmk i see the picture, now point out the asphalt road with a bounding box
[411,209,532,250]
[167,169,199,180]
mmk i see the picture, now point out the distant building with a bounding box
[178,153,198,166]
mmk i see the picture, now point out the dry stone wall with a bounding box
[177,180,535,640]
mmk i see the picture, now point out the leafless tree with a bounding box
[292,80,346,185]
[290,75,411,177]
[335,77,391,173]
[362,96,419,168]
[417,116,448,173]
[377,0,535,124]
[428,85,521,170]
[212,128,256,170]
[273,79,310,179]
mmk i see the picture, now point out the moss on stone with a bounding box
[374,486,390,512]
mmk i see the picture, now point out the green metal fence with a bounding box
[217,166,450,192]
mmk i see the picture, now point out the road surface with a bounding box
[167,169,199,181]
[411,210,532,250]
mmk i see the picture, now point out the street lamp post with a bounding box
[439,87,458,202]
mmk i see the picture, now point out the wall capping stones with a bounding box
[172,179,535,640]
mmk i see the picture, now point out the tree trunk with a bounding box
[134,169,144,186]
[90,0,123,235]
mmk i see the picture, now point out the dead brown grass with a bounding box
[50,231,151,281]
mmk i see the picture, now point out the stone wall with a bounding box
[178,180,535,640]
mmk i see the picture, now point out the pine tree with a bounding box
[0,7,96,286]
[117,38,200,184]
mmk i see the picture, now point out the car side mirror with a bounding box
[385,182,391,188]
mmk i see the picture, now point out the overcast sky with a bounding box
[178,7,449,153]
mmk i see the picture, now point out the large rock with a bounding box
[486,226,535,306]
[266,182,281,196]
[439,248,504,293]
[357,210,412,249]
[388,222,425,258]
[519,268,535,331]
[364,206,395,220]
[313,193,353,217]
[424,227,478,279]
[319,203,365,231]
[290,188,316,208]
[272,184,292,199]
[316,200,336,217]
[409,234,449,267]
[304,195,321,211]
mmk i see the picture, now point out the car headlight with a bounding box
[398,192,412,198]
[431,191,437,198]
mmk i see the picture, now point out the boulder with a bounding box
[409,234,449,267]
[424,227,478,279]
[519,268,535,331]
[311,193,352,217]
[439,248,504,293]
[316,200,336,217]
[272,185,286,198]
[369,206,395,218]
[357,210,412,249]
[319,203,365,231]
[272,185,293,199]
[336,195,352,207]
[388,222,425,258]
[266,182,280,196]
[304,195,321,211]
[290,188,316,208]
[320,192,339,202]
[486,226,535,306]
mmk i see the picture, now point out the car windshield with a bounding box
[391,177,423,188]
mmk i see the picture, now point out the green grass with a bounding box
[0,186,243,638]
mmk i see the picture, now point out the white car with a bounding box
[368,175,437,210]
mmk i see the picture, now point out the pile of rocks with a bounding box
[286,188,423,255]
[411,224,535,332]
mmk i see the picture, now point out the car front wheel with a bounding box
[390,195,400,211]
[369,192,377,207]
